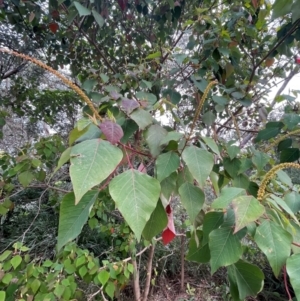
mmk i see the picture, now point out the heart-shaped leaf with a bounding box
[109,169,160,240]
[70,139,123,204]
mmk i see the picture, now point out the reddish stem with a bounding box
[283,265,292,301]
[118,142,152,158]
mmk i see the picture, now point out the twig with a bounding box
[118,142,152,158]
[20,188,48,250]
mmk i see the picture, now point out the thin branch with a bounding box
[246,19,300,92]
[283,265,292,301]
[132,256,141,301]
[2,62,28,79]
[142,245,155,301]
[215,123,259,133]
[270,67,299,107]
[60,4,117,74]
[20,188,48,249]
[29,184,70,193]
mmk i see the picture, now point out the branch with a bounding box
[2,62,28,79]
[246,18,300,92]
[142,245,155,301]
[283,265,292,301]
[270,67,299,107]
[60,4,117,74]
[132,256,141,301]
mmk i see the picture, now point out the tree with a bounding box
[1,0,300,300]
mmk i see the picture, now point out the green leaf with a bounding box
[54,284,66,298]
[74,1,91,16]
[162,89,181,104]
[252,151,270,171]
[231,196,265,233]
[0,291,6,301]
[203,212,224,244]
[136,92,157,105]
[77,118,92,131]
[226,143,240,160]
[2,273,12,284]
[142,200,167,240]
[269,195,299,224]
[212,187,246,209]
[54,147,71,173]
[92,9,104,27]
[31,279,41,294]
[160,131,183,146]
[277,138,293,151]
[77,124,101,143]
[283,114,300,130]
[182,146,214,189]
[140,80,152,89]
[69,127,88,145]
[286,254,300,300]
[130,108,153,129]
[109,170,160,240]
[57,191,99,251]
[201,137,220,157]
[272,0,293,19]
[223,158,241,178]
[70,139,122,204]
[255,127,281,142]
[11,255,22,269]
[173,53,188,64]
[121,119,139,143]
[18,171,34,187]
[0,250,12,261]
[209,227,243,274]
[146,51,161,59]
[105,281,115,299]
[82,79,97,92]
[186,231,210,263]
[202,111,216,126]
[233,174,250,190]
[160,172,177,202]
[98,270,110,286]
[155,152,180,182]
[276,170,292,188]
[280,148,300,163]
[145,125,168,157]
[254,220,292,276]
[179,183,205,223]
[284,192,300,213]
[227,260,264,300]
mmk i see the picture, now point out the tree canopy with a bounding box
[1,0,300,300]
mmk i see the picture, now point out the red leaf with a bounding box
[121,98,139,114]
[48,22,59,34]
[118,0,128,11]
[162,205,176,245]
[51,10,60,20]
[295,56,300,65]
[138,163,147,173]
[99,120,124,144]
